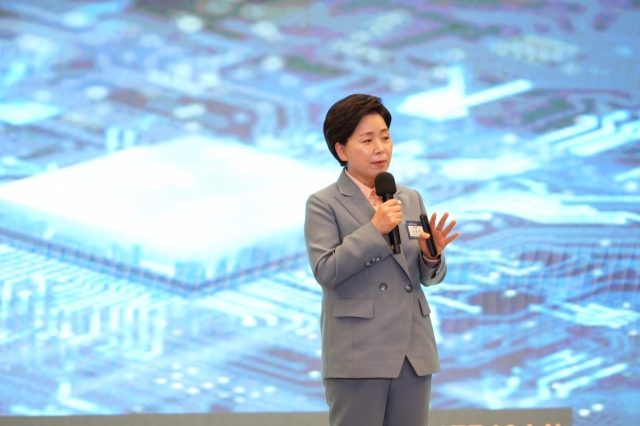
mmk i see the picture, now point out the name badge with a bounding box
[406,220,423,239]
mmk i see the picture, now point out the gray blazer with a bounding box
[304,169,446,379]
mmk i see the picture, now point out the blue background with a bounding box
[0,1,638,425]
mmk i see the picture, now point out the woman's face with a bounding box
[335,113,393,188]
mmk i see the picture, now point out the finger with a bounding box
[430,212,437,228]
[436,212,449,231]
[442,219,457,237]
[444,232,460,245]
[379,206,400,216]
[382,209,400,217]
[378,202,395,211]
[419,232,431,240]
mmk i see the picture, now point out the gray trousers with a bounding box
[323,357,432,426]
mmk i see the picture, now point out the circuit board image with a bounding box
[0,1,638,425]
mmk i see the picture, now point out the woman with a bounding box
[304,94,459,426]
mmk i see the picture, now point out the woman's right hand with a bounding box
[371,199,402,235]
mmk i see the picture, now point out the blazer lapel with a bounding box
[335,169,376,227]
[335,169,412,281]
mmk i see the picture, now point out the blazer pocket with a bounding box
[332,298,374,318]
[417,291,431,316]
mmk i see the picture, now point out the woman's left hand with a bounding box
[418,212,460,260]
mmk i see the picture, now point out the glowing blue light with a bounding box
[0,102,60,126]
[0,136,336,283]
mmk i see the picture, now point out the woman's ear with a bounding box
[335,142,348,163]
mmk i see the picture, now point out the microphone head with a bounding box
[375,172,396,195]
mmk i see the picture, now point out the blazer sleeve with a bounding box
[304,192,392,290]
[416,189,448,287]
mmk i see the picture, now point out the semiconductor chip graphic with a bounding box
[0,136,336,288]
[0,101,60,126]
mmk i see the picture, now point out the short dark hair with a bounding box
[323,94,392,166]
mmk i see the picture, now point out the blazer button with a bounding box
[405,284,413,293]
[370,257,377,264]
[379,283,387,291]
[364,262,371,267]
[375,256,381,262]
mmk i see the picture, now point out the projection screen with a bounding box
[0,1,638,425]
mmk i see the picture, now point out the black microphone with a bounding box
[375,172,401,254]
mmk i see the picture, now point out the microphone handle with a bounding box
[390,226,401,254]
[381,194,401,254]
[420,213,438,257]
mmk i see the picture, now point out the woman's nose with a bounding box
[374,139,385,153]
